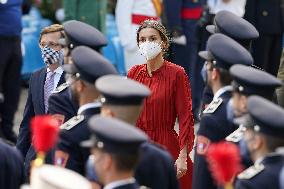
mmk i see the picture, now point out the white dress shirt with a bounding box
[213,85,233,100]
[77,102,102,115]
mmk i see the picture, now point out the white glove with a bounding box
[172,35,187,46]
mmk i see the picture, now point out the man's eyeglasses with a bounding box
[39,41,62,50]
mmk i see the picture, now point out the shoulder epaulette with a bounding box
[237,164,264,180]
[60,115,84,130]
[52,82,69,94]
[226,126,246,143]
[203,98,223,114]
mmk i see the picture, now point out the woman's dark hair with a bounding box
[136,19,170,50]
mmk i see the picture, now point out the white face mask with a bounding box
[139,41,162,60]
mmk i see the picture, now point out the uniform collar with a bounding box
[213,85,233,100]
[255,152,284,165]
[103,178,136,189]
[77,102,101,115]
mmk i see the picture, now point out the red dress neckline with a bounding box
[142,60,167,76]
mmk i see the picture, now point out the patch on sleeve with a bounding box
[196,135,211,155]
[54,150,69,167]
[52,114,65,126]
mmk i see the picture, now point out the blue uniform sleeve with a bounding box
[48,88,78,122]
[235,179,254,189]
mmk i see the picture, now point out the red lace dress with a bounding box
[128,61,195,189]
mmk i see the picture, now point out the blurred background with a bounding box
[11,0,284,135]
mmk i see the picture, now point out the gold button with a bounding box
[262,11,268,16]
[81,16,86,20]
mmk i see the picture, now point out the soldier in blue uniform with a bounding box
[192,33,253,189]
[82,116,148,189]
[48,20,108,123]
[199,10,259,115]
[234,95,284,189]
[244,0,284,76]
[93,75,179,189]
[54,46,117,175]
[163,0,204,119]
[225,64,282,168]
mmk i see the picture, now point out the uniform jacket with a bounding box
[192,90,237,189]
[244,0,284,34]
[0,139,24,189]
[235,154,284,189]
[57,106,100,175]
[48,86,78,123]
[163,0,203,34]
[116,0,157,51]
[64,0,107,33]
[135,142,179,189]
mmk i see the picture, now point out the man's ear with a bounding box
[240,95,248,111]
[103,153,113,171]
[76,80,85,93]
[101,107,115,118]
[252,134,264,151]
[211,68,218,80]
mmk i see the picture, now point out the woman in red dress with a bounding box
[127,19,195,189]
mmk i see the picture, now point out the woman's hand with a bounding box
[175,155,188,179]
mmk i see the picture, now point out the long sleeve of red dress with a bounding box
[175,68,195,153]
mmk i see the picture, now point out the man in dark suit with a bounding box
[48,20,108,123]
[83,116,148,189]
[244,0,284,76]
[16,24,65,181]
[94,75,179,189]
[234,96,284,189]
[54,46,117,175]
[192,33,253,189]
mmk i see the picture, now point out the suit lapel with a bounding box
[38,68,47,113]
[57,72,66,86]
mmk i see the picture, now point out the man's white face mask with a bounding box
[138,41,162,60]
